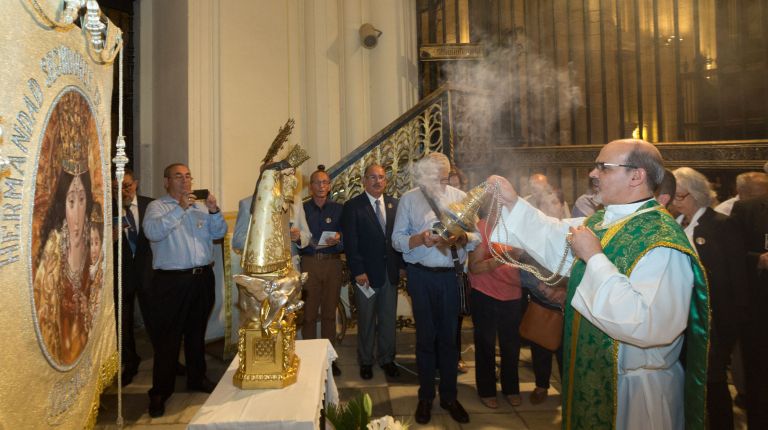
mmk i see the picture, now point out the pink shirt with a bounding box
[468,219,522,301]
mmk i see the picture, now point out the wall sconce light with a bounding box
[359,23,382,49]
[632,124,648,140]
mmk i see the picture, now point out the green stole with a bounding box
[561,201,710,430]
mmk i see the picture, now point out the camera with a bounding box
[192,189,210,200]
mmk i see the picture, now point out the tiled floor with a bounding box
[95,321,746,429]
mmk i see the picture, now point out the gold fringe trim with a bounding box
[596,207,712,429]
[222,232,234,357]
[84,351,119,429]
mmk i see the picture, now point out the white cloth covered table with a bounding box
[188,339,339,430]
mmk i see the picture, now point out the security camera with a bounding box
[359,23,382,49]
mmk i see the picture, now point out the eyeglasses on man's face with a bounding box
[674,193,690,201]
[169,173,193,181]
[593,162,638,172]
[365,175,386,182]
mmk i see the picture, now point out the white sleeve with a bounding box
[293,202,312,249]
[489,198,583,275]
[571,247,694,348]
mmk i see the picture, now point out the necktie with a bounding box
[375,199,386,232]
[125,207,138,256]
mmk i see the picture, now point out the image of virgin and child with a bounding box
[32,90,105,368]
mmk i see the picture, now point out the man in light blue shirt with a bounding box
[391,152,479,425]
[142,163,227,418]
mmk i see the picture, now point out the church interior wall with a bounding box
[137,0,418,212]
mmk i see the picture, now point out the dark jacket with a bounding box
[729,198,768,314]
[112,195,154,294]
[341,192,403,289]
[692,207,748,335]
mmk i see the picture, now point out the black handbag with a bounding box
[420,187,471,316]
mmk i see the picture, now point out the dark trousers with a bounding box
[743,280,768,430]
[145,267,214,399]
[470,289,522,397]
[707,325,737,430]
[356,278,398,366]
[531,341,563,389]
[300,256,343,341]
[406,265,459,401]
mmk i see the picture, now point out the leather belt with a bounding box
[411,263,455,273]
[156,264,212,275]
[303,253,341,260]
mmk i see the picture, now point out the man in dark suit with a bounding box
[730,192,768,429]
[342,164,403,380]
[112,168,153,385]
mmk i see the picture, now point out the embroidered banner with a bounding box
[0,1,121,428]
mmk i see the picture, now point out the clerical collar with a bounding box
[626,196,654,205]
[596,198,659,230]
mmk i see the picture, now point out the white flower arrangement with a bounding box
[326,392,408,430]
[366,415,407,430]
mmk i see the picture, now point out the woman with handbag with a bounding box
[468,201,524,408]
[519,272,565,404]
[520,177,568,404]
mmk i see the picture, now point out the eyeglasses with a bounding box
[311,180,330,186]
[593,162,638,172]
[169,174,193,181]
[365,175,386,182]
[674,193,690,201]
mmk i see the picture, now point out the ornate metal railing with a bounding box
[326,85,458,203]
[324,82,768,212]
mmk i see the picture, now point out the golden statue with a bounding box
[232,140,310,389]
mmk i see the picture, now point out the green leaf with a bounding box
[324,391,374,430]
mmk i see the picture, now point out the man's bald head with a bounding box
[737,172,768,200]
[608,139,665,191]
[590,139,665,205]
[528,173,550,195]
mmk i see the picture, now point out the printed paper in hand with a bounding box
[356,282,376,299]
[317,231,338,247]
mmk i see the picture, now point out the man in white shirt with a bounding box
[392,152,480,425]
[714,171,768,216]
[488,139,709,430]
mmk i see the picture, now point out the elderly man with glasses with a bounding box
[488,139,709,430]
[392,152,480,425]
[142,163,227,417]
[342,164,404,381]
[298,165,344,376]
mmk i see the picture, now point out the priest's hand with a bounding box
[568,225,602,262]
[487,175,518,209]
